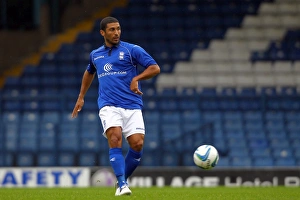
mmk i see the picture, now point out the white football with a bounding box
[193,145,219,170]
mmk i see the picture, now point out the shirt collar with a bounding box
[104,41,120,49]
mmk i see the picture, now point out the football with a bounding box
[193,145,219,170]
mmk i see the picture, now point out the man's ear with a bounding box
[100,30,105,36]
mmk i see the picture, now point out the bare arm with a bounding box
[71,70,95,118]
[130,64,160,95]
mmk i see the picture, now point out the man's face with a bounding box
[101,22,121,47]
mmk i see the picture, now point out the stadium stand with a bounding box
[1,0,300,167]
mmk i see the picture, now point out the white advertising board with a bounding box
[0,167,90,188]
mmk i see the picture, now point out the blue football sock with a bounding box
[125,148,143,180]
[109,148,126,187]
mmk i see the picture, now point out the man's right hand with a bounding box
[71,98,84,118]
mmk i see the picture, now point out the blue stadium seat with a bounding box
[39,135,56,151]
[141,152,160,166]
[290,138,300,149]
[228,138,247,148]
[265,121,285,133]
[239,97,261,110]
[162,151,179,166]
[61,111,80,124]
[228,147,249,157]
[294,146,300,159]
[272,148,294,159]
[5,130,18,152]
[266,97,281,110]
[161,111,181,124]
[0,87,15,96]
[2,111,20,124]
[21,111,39,123]
[260,87,277,96]
[79,153,97,166]
[3,100,21,111]
[179,87,198,96]
[244,120,264,132]
[3,77,20,89]
[143,135,159,151]
[246,130,267,139]
[40,121,56,134]
[251,147,271,157]
[270,138,290,149]
[40,99,62,111]
[80,135,100,152]
[239,87,257,96]
[80,124,99,137]
[202,111,222,122]
[285,111,300,121]
[200,98,219,110]
[58,136,79,152]
[286,121,300,132]
[265,111,284,121]
[281,98,300,110]
[223,111,242,121]
[16,153,34,166]
[223,119,243,133]
[0,153,13,167]
[289,131,300,140]
[58,153,75,166]
[226,131,245,139]
[98,153,110,166]
[21,87,39,98]
[231,157,252,167]
[37,153,56,166]
[18,132,38,152]
[179,97,199,110]
[267,130,287,140]
[182,153,195,166]
[249,139,269,148]
[161,124,181,141]
[219,87,237,97]
[219,98,239,111]
[22,99,40,111]
[158,98,179,111]
[20,75,39,87]
[143,111,160,124]
[243,111,263,122]
[280,87,297,96]
[145,123,160,137]
[19,120,38,134]
[253,157,274,167]
[41,111,60,124]
[82,111,99,124]
[216,157,229,167]
[143,98,159,110]
[200,88,217,96]
[182,122,201,134]
[274,158,296,167]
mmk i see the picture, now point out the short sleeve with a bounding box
[131,45,157,68]
[86,52,96,74]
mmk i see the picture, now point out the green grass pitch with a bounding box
[0,187,299,200]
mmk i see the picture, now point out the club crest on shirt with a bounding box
[119,51,124,60]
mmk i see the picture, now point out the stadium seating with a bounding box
[1,0,300,167]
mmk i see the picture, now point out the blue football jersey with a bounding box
[86,41,157,110]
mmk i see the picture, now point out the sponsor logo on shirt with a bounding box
[104,63,113,72]
[98,63,127,78]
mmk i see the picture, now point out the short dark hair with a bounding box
[100,16,119,31]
